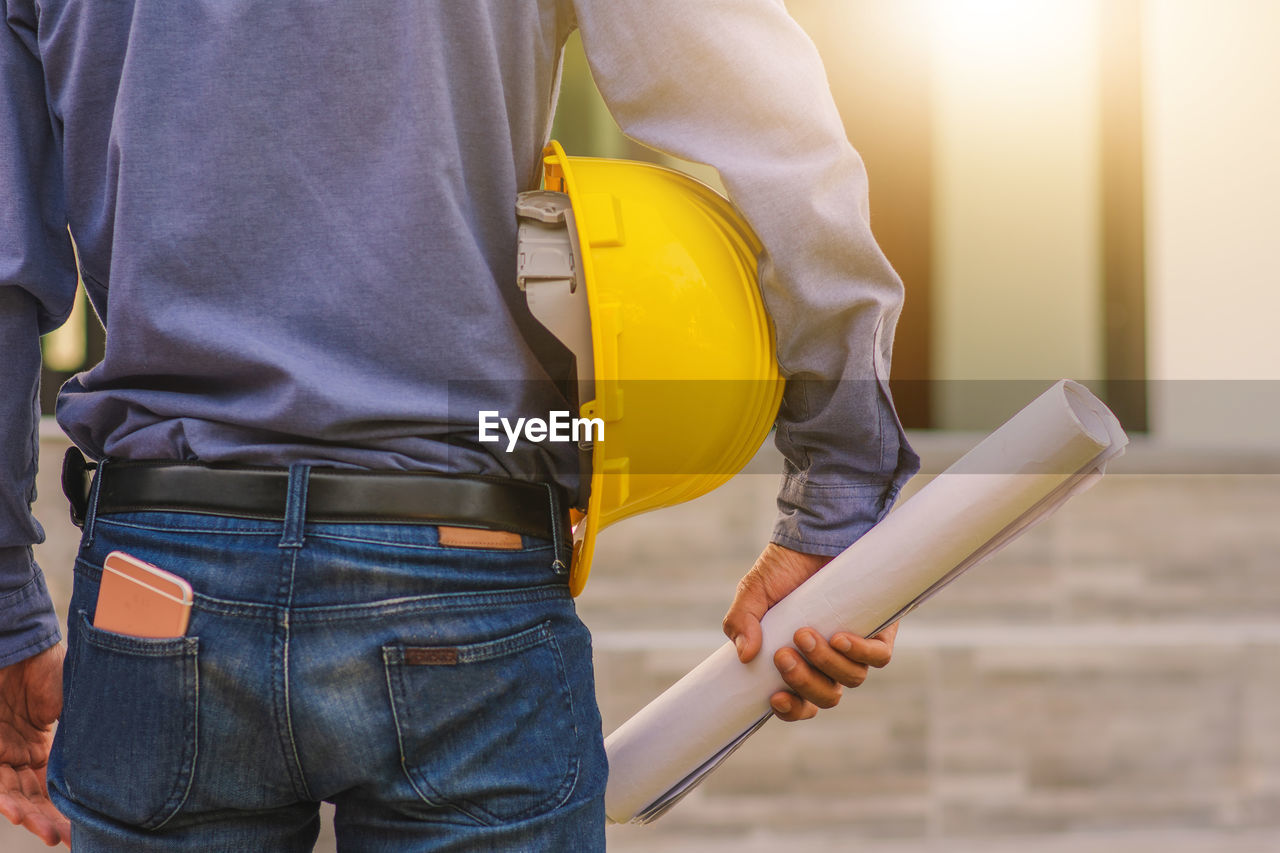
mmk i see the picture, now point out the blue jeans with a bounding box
[47,470,608,851]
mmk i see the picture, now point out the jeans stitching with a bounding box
[544,483,568,575]
[91,517,558,554]
[381,654,486,826]
[281,547,314,801]
[390,621,551,665]
[454,621,549,663]
[66,610,200,830]
[278,464,309,549]
[268,544,310,802]
[72,557,568,622]
[382,622,580,825]
[151,647,200,830]
[82,457,108,547]
[543,630,583,814]
[93,516,282,537]
[306,531,554,553]
[286,586,570,624]
[282,613,313,802]
[269,614,290,803]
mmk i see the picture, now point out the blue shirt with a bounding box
[1,0,917,666]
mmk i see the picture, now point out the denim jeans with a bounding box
[47,468,608,852]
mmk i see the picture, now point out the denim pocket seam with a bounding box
[381,659,475,824]
[74,558,277,621]
[292,584,569,625]
[76,610,199,657]
[388,621,552,666]
[381,619,581,826]
[65,610,200,830]
[543,627,584,814]
[92,515,282,537]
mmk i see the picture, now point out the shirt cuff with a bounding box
[769,473,900,556]
[0,547,62,668]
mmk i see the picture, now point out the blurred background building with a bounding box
[16,0,1280,850]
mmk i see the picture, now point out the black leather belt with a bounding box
[62,448,567,541]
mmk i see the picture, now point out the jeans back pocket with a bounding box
[382,620,581,825]
[58,609,200,830]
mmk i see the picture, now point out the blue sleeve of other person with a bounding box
[0,0,78,666]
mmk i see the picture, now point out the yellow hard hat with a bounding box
[516,141,784,595]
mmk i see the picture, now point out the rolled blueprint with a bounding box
[604,379,1128,823]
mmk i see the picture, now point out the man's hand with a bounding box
[722,543,898,722]
[0,643,70,847]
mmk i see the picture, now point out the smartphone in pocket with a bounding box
[94,551,194,638]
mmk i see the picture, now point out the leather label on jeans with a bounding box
[404,648,460,666]
[437,526,523,550]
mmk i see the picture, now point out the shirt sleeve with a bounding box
[569,0,920,555]
[1,1,78,666]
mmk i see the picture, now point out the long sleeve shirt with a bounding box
[0,0,918,666]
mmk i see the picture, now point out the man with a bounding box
[0,0,917,849]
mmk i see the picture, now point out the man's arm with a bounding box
[569,0,919,712]
[1,0,75,667]
[0,295,63,669]
[2,1,79,844]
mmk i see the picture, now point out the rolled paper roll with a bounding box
[604,379,1128,824]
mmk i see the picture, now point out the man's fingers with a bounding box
[26,799,70,847]
[722,572,769,662]
[0,791,22,827]
[869,621,900,661]
[0,791,67,847]
[774,648,842,709]
[874,621,900,643]
[830,629,896,668]
[725,545,835,664]
[793,629,871,687]
[769,691,818,722]
[769,623,900,721]
[0,765,70,847]
[22,811,59,847]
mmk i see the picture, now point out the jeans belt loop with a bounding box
[81,457,109,548]
[278,464,311,549]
